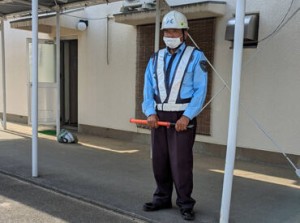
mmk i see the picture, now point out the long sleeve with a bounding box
[182,51,208,119]
[142,56,157,117]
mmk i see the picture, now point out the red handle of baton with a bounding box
[130,118,171,127]
[130,118,195,129]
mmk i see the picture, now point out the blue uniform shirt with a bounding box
[142,42,208,120]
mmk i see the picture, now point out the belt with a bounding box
[156,103,188,111]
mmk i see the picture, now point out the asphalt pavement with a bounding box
[0,122,299,223]
[0,173,145,223]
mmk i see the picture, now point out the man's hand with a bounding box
[147,114,159,128]
[175,115,190,132]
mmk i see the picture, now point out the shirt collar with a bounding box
[165,42,186,56]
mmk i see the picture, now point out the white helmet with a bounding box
[161,11,189,30]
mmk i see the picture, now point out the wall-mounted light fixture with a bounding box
[77,20,88,31]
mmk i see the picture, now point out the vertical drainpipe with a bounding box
[56,11,61,136]
[219,0,246,222]
[106,16,109,65]
[32,0,39,177]
[154,0,160,52]
[1,18,6,130]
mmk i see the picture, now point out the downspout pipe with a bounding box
[154,0,160,52]
[56,11,61,136]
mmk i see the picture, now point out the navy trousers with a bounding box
[151,111,196,210]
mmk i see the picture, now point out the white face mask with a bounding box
[163,37,182,49]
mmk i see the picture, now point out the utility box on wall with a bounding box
[225,13,259,48]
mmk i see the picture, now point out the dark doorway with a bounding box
[60,39,78,128]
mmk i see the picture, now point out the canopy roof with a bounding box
[0,0,120,18]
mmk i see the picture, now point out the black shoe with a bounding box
[180,209,195,221]
[143,202,172,211]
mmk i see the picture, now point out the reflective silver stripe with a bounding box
[168,46,194,103]
[156,49,167,103]
[156,103,189,111]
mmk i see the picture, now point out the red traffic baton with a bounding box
[130,118,171,127]
[129,118,194,128]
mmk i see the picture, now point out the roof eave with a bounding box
[114,1,226,26]
[2,0,121,19]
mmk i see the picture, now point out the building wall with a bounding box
[76,3,137,131]
[78,0,300,155]
[0,21,49,117]
[1,0,299,156]
[207,0,300,154]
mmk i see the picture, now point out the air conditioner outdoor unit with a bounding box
[121,0,156,12]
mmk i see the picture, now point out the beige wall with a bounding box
[76,3,137,131]
[0,21,49,116]
[201,0,300,155]
[1,0,299,155]
[77,1,300,155]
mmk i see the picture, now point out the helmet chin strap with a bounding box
[182,29,186,41]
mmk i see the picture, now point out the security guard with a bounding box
[142,10,208,221]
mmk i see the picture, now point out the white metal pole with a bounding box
[1,18,6,130]
[219,0,245,222]
[149,0,161,159]
[32,0,39,177]
[56,11,61,136]
[154,0,160,51]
